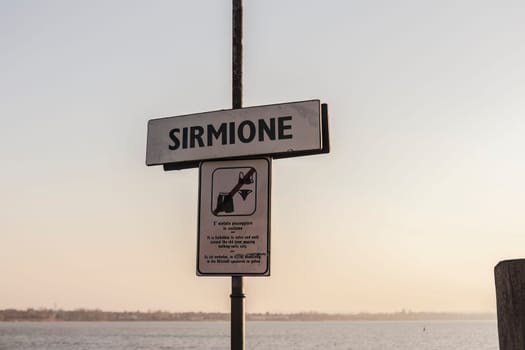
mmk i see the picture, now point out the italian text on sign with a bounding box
[146,100,323,168]
[197,158,270,276]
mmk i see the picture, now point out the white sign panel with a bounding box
[146,100,322,167]
[197,158,270,276]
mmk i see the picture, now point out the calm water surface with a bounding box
[0,320,498,350]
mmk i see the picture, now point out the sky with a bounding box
[1,0,524,314]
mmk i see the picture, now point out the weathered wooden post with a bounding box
[495,259,525,350]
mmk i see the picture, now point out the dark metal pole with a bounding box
[231,1,245,350]
[232,0,243,110]
[231,275,245,350]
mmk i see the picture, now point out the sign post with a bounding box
[231,2,245,349]
[145,2,330,349]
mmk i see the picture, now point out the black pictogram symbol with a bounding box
[216,192,234,213]
[238,171,254,185]
[239,189,252,200]
[213,168,255,215]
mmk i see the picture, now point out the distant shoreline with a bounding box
[0,309,495,322]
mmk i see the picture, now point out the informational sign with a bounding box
[197,158,270,276]
[146,100,327,169]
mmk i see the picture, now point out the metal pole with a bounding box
[231,1,245,350]
[231,275,245,350]
[232,0,243,110]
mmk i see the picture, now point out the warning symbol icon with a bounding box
[212,167,257,216]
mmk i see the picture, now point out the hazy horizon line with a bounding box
[0,307,495,316]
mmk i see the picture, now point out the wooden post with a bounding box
[495,259,525,350]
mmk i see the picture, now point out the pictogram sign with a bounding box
[197,158,270,276]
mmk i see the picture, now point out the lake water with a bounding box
[0,320,498,350]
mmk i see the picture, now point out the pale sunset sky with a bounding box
[1,0,524,314]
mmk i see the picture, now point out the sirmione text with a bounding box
[168,116,293,150]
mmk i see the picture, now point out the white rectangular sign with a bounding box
[197,158,270,276]
[146,100,323,168]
